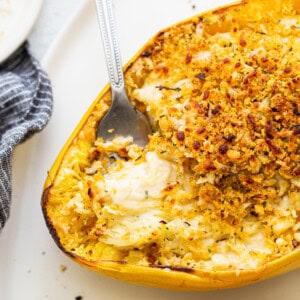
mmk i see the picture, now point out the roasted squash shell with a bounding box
[42,0,300,290]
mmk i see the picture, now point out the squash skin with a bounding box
[42,0,300,290]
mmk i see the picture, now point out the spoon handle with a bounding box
[95,0,124,90]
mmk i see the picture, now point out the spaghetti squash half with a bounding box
[42,0,300,290]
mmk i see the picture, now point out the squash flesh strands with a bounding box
[42,0,300,290]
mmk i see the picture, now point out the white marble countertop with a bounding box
[28,0,85,61]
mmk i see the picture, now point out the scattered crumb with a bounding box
[187,0,197,10]
[75,296,83,300]
[27,269,31,274]
[60,264,67,272]
[41,251,46,256]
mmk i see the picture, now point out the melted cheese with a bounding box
[98,152,175,210]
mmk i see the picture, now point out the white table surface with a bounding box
[28,0,85,60]
[2,1,299,299]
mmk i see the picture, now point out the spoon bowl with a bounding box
[97,87,152,146]
[95,0,152,146]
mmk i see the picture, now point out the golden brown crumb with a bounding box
[60,265,67,272]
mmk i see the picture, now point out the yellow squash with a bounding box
[42,0,300,290]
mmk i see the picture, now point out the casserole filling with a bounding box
[47,1,300,271]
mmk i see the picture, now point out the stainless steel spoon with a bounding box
[95,0,152,146]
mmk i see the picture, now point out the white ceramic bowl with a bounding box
[0,0,43,63]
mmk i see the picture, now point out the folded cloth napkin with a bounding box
[0,43,53,231]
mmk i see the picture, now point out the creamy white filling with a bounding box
[133,81,164,107]
[98,152,175,211]
[102,211,164,248]
[96,152,177,247]
[194,50,212,62]
[279,17,299,29]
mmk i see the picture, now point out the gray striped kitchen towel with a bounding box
[0,43,53,231]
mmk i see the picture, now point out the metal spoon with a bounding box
[94,0,152,146]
